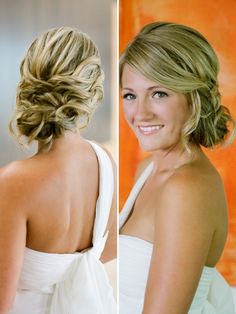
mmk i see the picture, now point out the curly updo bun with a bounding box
[10,27,104,147]
[120,22,235,148]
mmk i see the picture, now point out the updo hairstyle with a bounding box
[120,22,235,148]
[10,27,104,147]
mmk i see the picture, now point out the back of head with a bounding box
[11,27,104,147]
[120,22,235,148]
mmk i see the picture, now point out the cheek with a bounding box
[162,108,188,135]
[156,107,176,126]
[164,100,189,125]
[122,104,135,124]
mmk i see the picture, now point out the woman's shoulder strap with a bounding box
[119,162,153,229]
[87,140,114,256]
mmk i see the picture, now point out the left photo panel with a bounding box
[0,0,117,313]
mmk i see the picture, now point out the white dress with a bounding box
[119,162,235,314]
[10,141,116,314]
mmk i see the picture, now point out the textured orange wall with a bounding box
[119,0,236,285]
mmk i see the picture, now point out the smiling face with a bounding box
[121,64,191,152]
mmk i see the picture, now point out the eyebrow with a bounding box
[122,85,164,91]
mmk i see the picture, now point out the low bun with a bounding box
[191,100,233,148]
[185,81,234,148]
[10,27,104,148]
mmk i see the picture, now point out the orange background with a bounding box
[119,0,236,285]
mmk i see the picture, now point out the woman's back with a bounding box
[2,135,100,254]
[2,136,116,314]
[27,135,100,253]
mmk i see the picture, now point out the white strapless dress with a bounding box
[119,163,235,314]
[9,141,116,314]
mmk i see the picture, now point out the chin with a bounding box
[138,136,177,153]
[138,139,162,152]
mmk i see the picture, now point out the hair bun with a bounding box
[10,27,104,148]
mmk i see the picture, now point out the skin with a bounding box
[0,131,117,313]
[120,64,228,314]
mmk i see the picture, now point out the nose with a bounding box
[135,97,154,121]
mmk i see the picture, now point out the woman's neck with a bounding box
[151,142,202,174]
[37,130,82,154]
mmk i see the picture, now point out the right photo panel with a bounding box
[119,0,236,313]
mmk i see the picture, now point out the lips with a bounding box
[137,124,164,135]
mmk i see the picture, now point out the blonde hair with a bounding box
[10,27,104,148]
[120,22,235,148]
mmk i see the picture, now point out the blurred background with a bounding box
[119,0,236,302]
[0,0,117,298]
[0,0,117,165]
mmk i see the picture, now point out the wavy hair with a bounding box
[120,22,235,149]
[10,27,104,148]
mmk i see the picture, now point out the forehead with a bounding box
[121,64,164,90]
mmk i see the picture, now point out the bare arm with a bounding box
[142,174,217,314]
[0,169,27,313]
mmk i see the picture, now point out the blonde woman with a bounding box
[0,27,116,313]
[119,22,235,313]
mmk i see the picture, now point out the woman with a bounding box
[0,27,116,313]
[119,22,235,313]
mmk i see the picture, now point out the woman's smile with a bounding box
[137,124,165,136]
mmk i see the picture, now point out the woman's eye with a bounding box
[153,91,168,98]
[122,93,136,100]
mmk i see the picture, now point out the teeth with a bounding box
[139,125,163,132]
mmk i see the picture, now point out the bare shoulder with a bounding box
[0,160,30,191]
[0,156,46,182]
[0,158,48,207]
[0,160,35,219]
[165,162,224,200]
[156,162,226,226]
